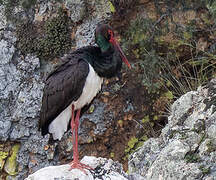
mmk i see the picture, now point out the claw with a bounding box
[69,160,93,174]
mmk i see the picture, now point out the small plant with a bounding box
[185,152,201,163]
[199,165,210,175]
[16,8,72,60]
[37,8,71,60]
[206,140,216,153]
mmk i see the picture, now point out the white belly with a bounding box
[48,64,103,140]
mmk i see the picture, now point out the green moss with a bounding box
[4,144,20,176]
[206,140,216,153]
[117,120,123,126]
[207,1,216,18]
[16,8,72,60]
[16,22,38,55]
[125,137,138,153]
[0,151,9,170]
[199,165,210,175]
[88,105,95,114]
[108,1,115,13]
[37,8,72,60]
[0,151,9,159]
[141,115,150,123]
[110,152,115,158]
[127,137,138,149]
[135,135,148,149]
[153,115,158,120]
[163,91,174,100]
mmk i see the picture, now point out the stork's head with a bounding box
[95,24,131,69]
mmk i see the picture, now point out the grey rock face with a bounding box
[25,156,128,180]
[65,0,86,22]
[75,19,99,48]
[129,80,216,179]
[75,0,112,48]
[0,30,51,177]
[0,0,114,178]
[0,5,7,33]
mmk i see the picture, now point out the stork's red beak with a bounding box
[109,31,131,69]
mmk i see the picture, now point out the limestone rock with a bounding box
[129,79,216,179]
[65,0,86,22]
[75,0,112,48]
[25,156,128,180]
[0,5,7,32]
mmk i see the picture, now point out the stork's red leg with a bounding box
[70,105,75,138]
[69,108,93,173]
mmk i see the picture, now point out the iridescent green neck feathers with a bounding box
[96,34,111,52]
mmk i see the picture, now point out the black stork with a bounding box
[39,24,131,172]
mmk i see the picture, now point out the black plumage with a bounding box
[39,24,130,172]
[40,45,122,136]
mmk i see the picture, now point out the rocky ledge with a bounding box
[26,79,216,179]
[25,156,128,180]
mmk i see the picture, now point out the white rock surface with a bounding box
[25,156,128,180]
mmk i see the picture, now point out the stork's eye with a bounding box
[108,29,114,42]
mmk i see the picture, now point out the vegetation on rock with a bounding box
[110,0,216,165]
[16,8,72,60]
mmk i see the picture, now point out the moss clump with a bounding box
[206,140,216,153]
[110,152,115,158]
[16,8,72,60]
[4,144,20,176]
[0,151,9,170]
[37,9,71,60]
[163,91,174,100]
[125,135,148,153]
[199,165,211,175]
[88,105,95,114]
[108,1,115,13]
[16,22,38,55]
[141,115,150,123]
[125,137,138,153]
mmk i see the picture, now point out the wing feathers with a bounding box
[40,58,89,135]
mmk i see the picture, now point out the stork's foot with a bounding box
[69,160,93,174]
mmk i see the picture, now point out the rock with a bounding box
[0,39,15,65]
[65,0,86,22]
[0,0,115,178]
[0,32,49,176]
[0,5,7,33]
[128,173,145,180]
[75,0,112,48]
[129,79,216,179]
[75,19,99,48]
[87,0,112,20]
[25,156,128,180]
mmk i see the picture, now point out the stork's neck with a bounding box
[77,46,122,78]
[97,34,111,52]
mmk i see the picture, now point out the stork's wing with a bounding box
[39,56,89,136]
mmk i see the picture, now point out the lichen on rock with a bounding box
[4,144,20,176]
